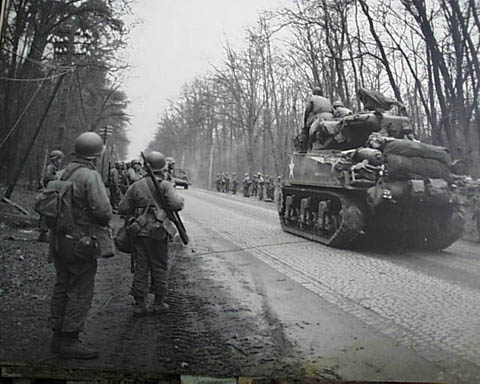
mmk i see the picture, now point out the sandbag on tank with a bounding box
[385,153,451,181]
[384,139,451,165]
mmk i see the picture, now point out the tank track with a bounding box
[279,186,366,248]
[411,208,464,251]
[280,186,464,251]
[357,202,464,251]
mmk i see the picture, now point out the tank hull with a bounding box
[279,151,464,250]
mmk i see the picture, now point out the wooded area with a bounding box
[148,0,480,187]
[0,0,131,197]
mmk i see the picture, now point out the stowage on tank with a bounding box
[278,88,465,250]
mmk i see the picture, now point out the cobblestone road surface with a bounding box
[184,187,480,383]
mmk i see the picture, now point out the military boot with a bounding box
[151,296,169,314]
[58,333,98,360]
[133,297,148,316]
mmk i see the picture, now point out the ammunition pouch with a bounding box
[90,224,115,258]
[127,215,149,237]
[58,229,98,262]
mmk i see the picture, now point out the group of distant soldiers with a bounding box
[215,171,280,202]
[107,157,177,211]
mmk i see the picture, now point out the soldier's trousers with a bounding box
[131,236,169,301]
[109,186,120,209]
[50,236,97,334]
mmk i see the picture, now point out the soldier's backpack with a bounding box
[34,164,84,234]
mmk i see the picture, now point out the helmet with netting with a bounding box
[49,150,65,160]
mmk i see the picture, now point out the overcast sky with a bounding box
[123,0,286,159]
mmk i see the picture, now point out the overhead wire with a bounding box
[0,69,74,81]
[0,68,73,150]
[0,79,45,150]
[75,69,90,130]
[0,46,74,71]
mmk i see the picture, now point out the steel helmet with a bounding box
[333,100,344,108]
[165,156,173,164]
[49,149,65,160]
[74,132,104,159]
[145,151,166,172]
[244,173,249,176]
[312,87,322,95]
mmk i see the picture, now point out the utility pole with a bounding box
[181,152,185,169]
[52,19,92,149]
[52,22,75,149]
[99,124,113,181]
[208,143,214,189]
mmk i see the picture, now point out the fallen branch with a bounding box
[98,292,125,313]
[1,196,30,216]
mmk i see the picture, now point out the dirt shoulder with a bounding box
[0,190,306,381]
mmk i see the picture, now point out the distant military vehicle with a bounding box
[174,169,190,189]
[278,90,464,250]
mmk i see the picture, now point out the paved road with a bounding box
[181,187,480,383]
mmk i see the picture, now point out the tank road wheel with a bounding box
[421,210,464,251]
[279,188,366,249]
[323,213,339,235]
[325,195,365,248]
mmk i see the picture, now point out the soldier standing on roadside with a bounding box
[109,161,122,211]
[265,176,275,201]
[251,174,258,197]
[220,172,226,193]
[49,132,112,360]
[224,172,230,193]
[215,172,221,192]
[165,157,176,182]
[231,172,238,194]
[119,162,129,194]
[38,150,65,242]
[128,160,142,184]
[118,151,184,316]
[257,173,265,201]
[243,173,251,197]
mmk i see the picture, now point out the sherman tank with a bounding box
[278,93,465,250]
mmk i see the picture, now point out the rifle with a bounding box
[106,159,112,188]
[130,250,135,273]
[40,148,49,189]
[140,152,189,245]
